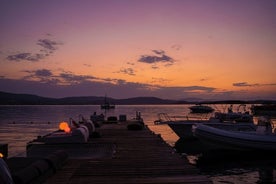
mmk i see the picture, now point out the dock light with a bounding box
[64,126,71,133]
[0,152,3,158]
[59,121,71,133]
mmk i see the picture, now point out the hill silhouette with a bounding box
[0,91,275,105]
[0,91,178,105]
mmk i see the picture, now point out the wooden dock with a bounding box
[45,122,212,184]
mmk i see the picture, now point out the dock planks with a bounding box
[45,122,211,184]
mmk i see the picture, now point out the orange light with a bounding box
[0,153,3,158]
[64,126,71,133]
[59,121,69,131]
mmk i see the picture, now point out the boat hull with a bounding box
[189,106,214,113]
[168,121,256,139]
[193,124,276,151]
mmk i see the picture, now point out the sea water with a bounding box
[0,104,275,183]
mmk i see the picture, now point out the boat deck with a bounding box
[45,122,211,184]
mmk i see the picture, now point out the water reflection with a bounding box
[1,104,276,183]
[174,138,276,184]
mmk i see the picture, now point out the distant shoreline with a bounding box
[0,91,275,105]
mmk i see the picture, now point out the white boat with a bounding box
[154,109,255,139]
[27,117,96,157]
[189,104,214,113]
[192,118,276,151]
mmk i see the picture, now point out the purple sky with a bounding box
[0,0,276,100]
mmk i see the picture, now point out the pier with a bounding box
[44,121,211,184]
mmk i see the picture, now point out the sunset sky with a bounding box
[0,0,276,100]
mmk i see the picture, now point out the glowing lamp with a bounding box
[64,126,71,133]
[0,153,3,158]
[59,121,69,131]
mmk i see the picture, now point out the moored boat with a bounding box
[154,105,255,139]
[213,104,253,122]
[26,117,97,157]
[101,103,115,109]
[189,104,214,113]
[251,104,276,116]
[192,118,276,151]
[101,95,115,109]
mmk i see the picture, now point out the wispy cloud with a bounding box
[6,38,62,62]
[1,74,275,100]
[171,44,181,51]
[233,82,258,87]
[200,78,208,82]
[6,53,45,62]
[37,39,61,51]
[138,50,175,66]
[127,62,135,66]
[181,86,216,93]
[233,82,276,87]
[151,77,171,84]
[22,69,93,85]
[34,69,53,77]
[59,73,96,84]
[118,68,136,76]
[83,63,92,67]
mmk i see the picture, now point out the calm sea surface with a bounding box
[0,104,276,183]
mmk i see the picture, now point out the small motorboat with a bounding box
[189,104,214,113]
[193,118,276,151]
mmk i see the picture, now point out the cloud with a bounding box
[151,65,159,69]
[1,75,275,100]
[181,86,216,93]
[23,69,91,84]
[233,82,276,87]
[6,38,62,62]
[200,78,208,82]
[171,44,181,51]
[22,69,58,84]
[152,50,165,55]
[118,68,136,76]
[138,50,175,65]
[37,39,62,51]
[83,63,92,67]
[127,62,135,66]
[233,82,257,87]
[151,77,171,84]
[35,69,53,77]
[6,53,45,62]
[59,73,97,84]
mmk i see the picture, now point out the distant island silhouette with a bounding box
[0,91,275,105]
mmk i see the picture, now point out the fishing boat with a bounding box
[192,118,276,151]
[189,104,214,113]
